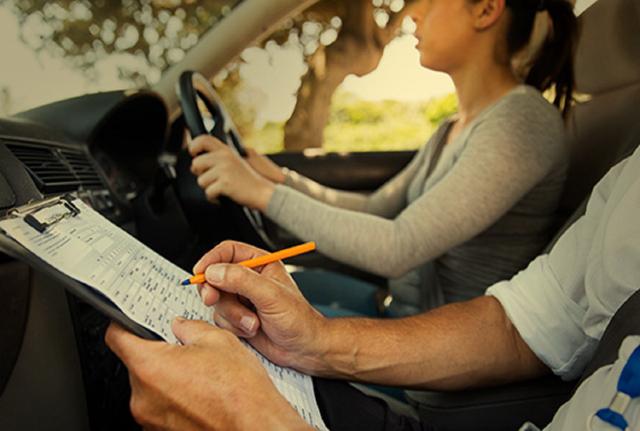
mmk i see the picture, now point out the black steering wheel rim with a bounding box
[176,70,273,250]
[178,71,247,157]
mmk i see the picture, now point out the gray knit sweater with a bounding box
[266,86,567,314]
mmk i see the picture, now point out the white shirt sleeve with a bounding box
[486,158,630,380]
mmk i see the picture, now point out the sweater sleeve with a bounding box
[267,93,566,278]
[281,144,428,218]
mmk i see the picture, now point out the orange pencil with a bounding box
[180,242,316,286]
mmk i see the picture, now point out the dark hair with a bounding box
[505,0,579,118]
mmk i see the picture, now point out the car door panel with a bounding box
[271,150,415,191]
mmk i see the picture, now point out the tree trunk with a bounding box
[283,50,351,151]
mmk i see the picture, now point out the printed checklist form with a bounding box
[0,197,328,431]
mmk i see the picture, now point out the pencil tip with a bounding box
[180,279,190,286]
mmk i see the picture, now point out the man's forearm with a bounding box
[303,297,549,390]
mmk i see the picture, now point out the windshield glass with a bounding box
[0,0,243,115]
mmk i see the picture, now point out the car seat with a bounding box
[404,0,640,429]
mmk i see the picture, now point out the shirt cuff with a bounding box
[283,168,302,188]
[486,255,592,380]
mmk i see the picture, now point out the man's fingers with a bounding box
[105,322,160,365]
[193,241,269,274]
[204,264,281,311]
[171,318,219,346]
[198,284,220,306]
[215,292,260,337]
[214,313,255,338]
[258,262,298,286]
[188,135,225,157]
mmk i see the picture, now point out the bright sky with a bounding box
[236,35,455,126]
[0,0,598,119]
[342,36,454,102]
[574,0,599,15]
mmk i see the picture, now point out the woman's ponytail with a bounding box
[506,0,579,118]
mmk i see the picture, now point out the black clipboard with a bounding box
[0,194,162,341]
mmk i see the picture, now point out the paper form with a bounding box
[0,199,328,431]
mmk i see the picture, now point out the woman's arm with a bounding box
[244,143,427,216]
[278,146,427,217]
[266,105,565,279]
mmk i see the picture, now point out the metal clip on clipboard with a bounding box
[9,194,80,233]
[0,193,162,341]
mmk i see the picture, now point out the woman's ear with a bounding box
[471,0,507,30]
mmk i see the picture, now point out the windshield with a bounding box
[0,0,243,115]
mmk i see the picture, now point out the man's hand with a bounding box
[188,135,275,211]
[193,241,330,374]
[192,243,547,391]
[105,320,310,431]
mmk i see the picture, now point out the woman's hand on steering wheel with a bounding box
[188,135,275,212]
[244,148,287,185]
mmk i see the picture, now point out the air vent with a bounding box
[7,142,103,193]
[59,148,103,188]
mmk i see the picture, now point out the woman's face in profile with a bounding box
[411,0,479,73]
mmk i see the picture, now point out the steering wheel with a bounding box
[175,70,274,250]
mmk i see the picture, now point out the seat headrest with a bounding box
[574,0,640,95]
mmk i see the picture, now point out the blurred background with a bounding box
[0,0,457,154]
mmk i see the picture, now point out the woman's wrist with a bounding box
[274,167,288,184]
[253,177,276,212]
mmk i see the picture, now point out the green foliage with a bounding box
[245,91,458,154]
[215,70,258,138]
[423,93,458,127]
[245,122,285,154]
[2,0,242,86]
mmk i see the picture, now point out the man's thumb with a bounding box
[172,318,217,345]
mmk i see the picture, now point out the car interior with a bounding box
[0,0,638,430]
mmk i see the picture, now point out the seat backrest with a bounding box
[555,0,640,388]
[544,119,640,252]
[559,0,640,214]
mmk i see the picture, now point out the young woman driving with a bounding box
[188,0,578,317]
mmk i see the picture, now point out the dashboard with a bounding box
[0,90,180,431]
[0,90,170,225]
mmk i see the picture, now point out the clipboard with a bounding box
[0,196,330,430]
[0,194,161,341]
